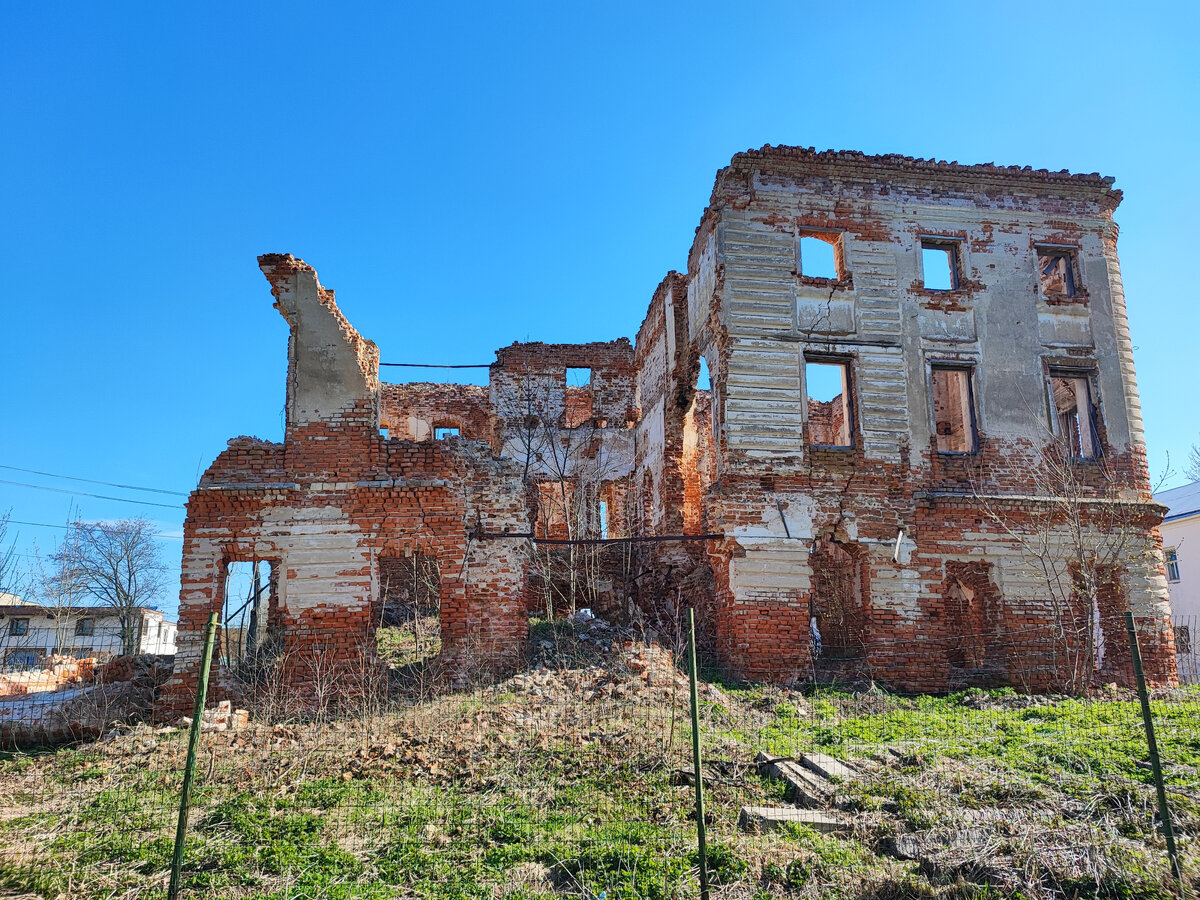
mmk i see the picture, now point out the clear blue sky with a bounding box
[3,1,1197,619]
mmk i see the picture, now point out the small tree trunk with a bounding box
[122,610,138,656]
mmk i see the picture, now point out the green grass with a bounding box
[0,669,1196,898]
[737,686,1200,791]
[375,620,441,668]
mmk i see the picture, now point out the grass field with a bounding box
[0,638,1196,899]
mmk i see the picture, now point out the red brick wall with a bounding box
[380,383,492,445]
[165,149,1178,716]
[158,426,530,718]
[697,453,1174,693]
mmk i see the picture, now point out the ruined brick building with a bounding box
[159,147,1177,713]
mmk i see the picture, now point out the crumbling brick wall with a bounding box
[489,341,638,619]
[158,257,532,717]
[163,147,1178,716]
[630,273,717,642]
[380,383,492,445]
[671,147,1175,691]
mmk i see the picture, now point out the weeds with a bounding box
[0,651,1195,898]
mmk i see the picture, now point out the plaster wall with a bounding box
[1163,514,1200,618]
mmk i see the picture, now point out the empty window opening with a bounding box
[921,241,958,290]
[809,538,866,664]
[564,369,594,428]
[1166,547,1181,583]
[681,391,714,535]
[942,562,1001,681]
[945,578,987,671]
[380,425,390,439]
[799,234,839,280]
[574,485,606,539]
[805,360,852,447]
[434,426,460,440]
[1050,373,1097,458]
[566,367,592,388]
[1038,248,1077,297]
[377,553,441,668]
[536,481,573,540]
[220,560,275,670]
[528,481,607,620]
[75,618,95,637]
[697,356,711,391]
[931,366,975,453]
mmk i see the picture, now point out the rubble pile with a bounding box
[0,654,172,748]
[180,699,250,732]
[0,655,96,696]
[505,640,726,707]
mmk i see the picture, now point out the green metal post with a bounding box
[687,607,710,900]
[1124,611,1182,887]
[168,611,219,900]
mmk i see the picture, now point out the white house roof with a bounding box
[1154,480,1200,523]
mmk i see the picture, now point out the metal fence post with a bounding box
[687,607,710,900]
[1124,611,1182,887]
[168,611,219,900]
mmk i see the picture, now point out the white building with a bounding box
[1155,480,1200,681]
[0,599,177,668]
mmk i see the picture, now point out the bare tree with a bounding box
[0,510,26,600]
[27,514,90,654]
[57,518,168,656]
[1187,440,1200,482]
[503,374,630,619]
[972,431,1161,692]
[0,512,37,667]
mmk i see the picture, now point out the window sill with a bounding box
[797,274,854,290]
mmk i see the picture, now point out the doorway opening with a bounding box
[220,559,277,670]
[376,553,442,667]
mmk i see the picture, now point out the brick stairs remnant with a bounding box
[741,750,859,834]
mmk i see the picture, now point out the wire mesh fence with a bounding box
[0,616,1197,899]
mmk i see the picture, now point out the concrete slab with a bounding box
[755,752,827,806]
[737,806,849,834]
[801,752,857,781]
[889,827,993,862]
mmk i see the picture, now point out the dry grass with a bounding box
[0,633,1194,899]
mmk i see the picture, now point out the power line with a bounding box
[0,480,182,510]
[0,463,188,497]
[379,362,492,369]
[3,520,183,540]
